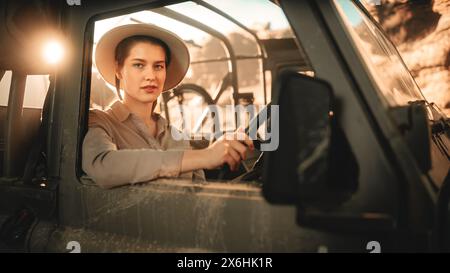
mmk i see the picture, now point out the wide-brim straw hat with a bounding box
[95,23,190,91]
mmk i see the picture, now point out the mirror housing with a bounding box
[263,70,358,209]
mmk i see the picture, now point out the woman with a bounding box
[82,24,253,188]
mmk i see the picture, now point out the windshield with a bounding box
[204,0,294,39]
[334,0,426,107]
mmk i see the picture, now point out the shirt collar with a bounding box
[109,100,169,137]
[110,100,131,122]
[155,113,168,137]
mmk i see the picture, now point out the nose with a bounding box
[144,68,156,81]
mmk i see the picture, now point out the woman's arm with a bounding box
[180,149,209,172]
[82,127,184,188]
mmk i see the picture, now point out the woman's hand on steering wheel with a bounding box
[204,129,254,171]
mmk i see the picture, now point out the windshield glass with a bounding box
[334,0,426,107]
[167,1,260,56]
[204,0,294,39]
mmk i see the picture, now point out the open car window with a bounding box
[87,0,314,183]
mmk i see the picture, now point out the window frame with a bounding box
[78,0,301,182]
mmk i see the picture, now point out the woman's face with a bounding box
[116,41,167,105]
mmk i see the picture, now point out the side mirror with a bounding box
[263,70,358,209]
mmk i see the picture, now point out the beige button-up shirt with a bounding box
[82,100,205,188]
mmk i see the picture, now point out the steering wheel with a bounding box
[216,104,272,181]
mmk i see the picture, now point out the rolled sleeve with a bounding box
[82,127,184,188]
[159,150,184,177]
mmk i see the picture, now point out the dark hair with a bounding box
[114,35,171,100]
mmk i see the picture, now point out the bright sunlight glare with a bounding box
[43,41,64,64]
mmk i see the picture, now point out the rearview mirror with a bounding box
[263,70,358,209]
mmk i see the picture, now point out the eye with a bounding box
[133,63,144,69]
[154,64,165,71]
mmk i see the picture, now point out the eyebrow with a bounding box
[131,58,165,63]
[131,58,146,62]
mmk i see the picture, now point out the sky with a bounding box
[336,0,364,27]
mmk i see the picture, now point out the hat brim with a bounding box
[95,24,190,91]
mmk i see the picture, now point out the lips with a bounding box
[141,85,158,93]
